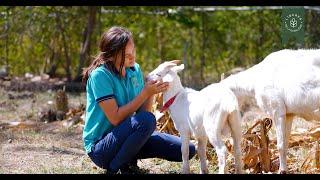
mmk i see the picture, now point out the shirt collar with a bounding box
[126,66,136,78]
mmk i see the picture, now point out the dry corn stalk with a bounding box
[308,126,320,139]
[241,118,273,173]
[316,141,320,170]
[300,141,320,173]
[300,140,320,173]
[272,125,320,148]
[259,118,272,172]
[268,125,320,173]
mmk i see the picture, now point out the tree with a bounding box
[75,6,97,82]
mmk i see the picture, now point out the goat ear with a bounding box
[168,60,181,65]
[171,64,184,73]
[164,63,177,69]
[161,60,181,69]
[156,62,175,70]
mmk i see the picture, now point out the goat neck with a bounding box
[163,79,184,103]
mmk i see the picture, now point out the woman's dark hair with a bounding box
[82,26,133,83]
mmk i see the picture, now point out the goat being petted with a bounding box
[147,61,243,174]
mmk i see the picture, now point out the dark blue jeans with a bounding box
[88,111,196,173]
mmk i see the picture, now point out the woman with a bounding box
[82,26,195,174]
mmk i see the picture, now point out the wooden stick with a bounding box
[315,141,320,170]
[259,118,271,172]
[159,118,170,132]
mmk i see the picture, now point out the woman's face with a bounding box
[124,39,136,67]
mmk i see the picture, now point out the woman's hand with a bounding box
[100,79,168,126]
[143,80,169,97]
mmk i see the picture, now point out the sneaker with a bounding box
[120,160,149,174]
[105,169,121,175]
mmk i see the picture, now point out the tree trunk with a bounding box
[5,7,9,71]
[157,14,164,63]
[188,30,194,87]
[55,11,72,81]
[97,6,102,53]
[46,38,61,78]
[181,41,189,85]
[310,10,320,47]
[256,10,264,64]
[200,12,207,87]
[75,6,97,82]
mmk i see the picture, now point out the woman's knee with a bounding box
[88,149,108,170]
[134,111,156,133]
[174,142,196,161]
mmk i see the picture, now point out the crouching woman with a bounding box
[82,26,196,174]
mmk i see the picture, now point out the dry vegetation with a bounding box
[1,80,320,174]
[153,93,320,174]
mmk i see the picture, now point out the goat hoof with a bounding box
[279,170,287,174]
[182,169,190,174]
[236,170,244,174]
[200,169,209,174]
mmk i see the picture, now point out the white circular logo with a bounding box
[284,13,303,32]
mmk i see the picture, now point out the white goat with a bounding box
[147,61,243,174]
[220,49,320,173]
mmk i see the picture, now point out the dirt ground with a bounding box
[1,87,320,174]
[0,88,195,174]
[0,113,207,174]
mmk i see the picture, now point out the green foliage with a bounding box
[1,6,319,89]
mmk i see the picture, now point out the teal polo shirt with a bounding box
[83,63,145,153]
